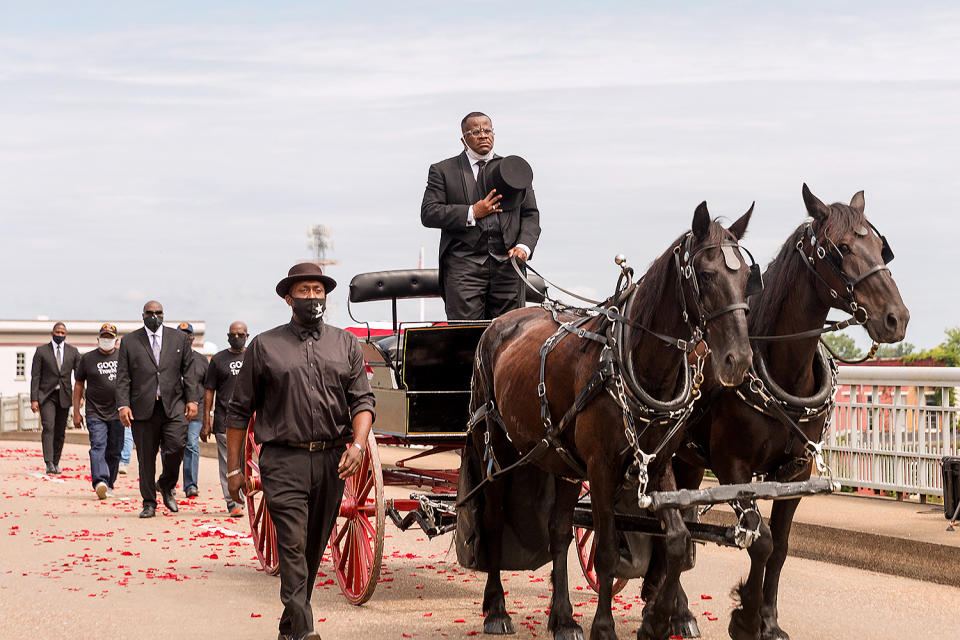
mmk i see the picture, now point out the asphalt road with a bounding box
[1,441,958,640]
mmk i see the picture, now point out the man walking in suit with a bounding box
[421,111,541,320]
[116,301,199,518]
[30,322,80,474]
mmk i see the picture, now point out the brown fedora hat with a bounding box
[275,262,338,298]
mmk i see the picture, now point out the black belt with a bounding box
[281,435,351,452]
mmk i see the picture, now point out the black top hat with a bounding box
[276,262,338,298]
[485,155,533,211]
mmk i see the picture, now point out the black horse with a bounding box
[652,184,909,640]
[466,203,755,640]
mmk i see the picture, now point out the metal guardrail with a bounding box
[825,366,960,497]
[0,393,40,432]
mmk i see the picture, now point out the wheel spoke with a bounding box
[356,473,374,504]
[333,520,349,547]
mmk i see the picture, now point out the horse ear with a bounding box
[850,190,865,214]
[728,201,754,241]
[802,183,829,222]
[692,201,710,240]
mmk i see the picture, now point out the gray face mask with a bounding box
[98,337,116,351]
[291,297,326,327]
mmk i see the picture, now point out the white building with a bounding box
[0,319,205,399]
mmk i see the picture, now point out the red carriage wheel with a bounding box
[244,418,280,576]
[329,430,384,605]
[575,482,628,595]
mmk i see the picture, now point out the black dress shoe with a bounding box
[139,505,156,518]
[52,464,61,474]
[185,486,199,498]
[45,463,56,474]
[161,490,178,513]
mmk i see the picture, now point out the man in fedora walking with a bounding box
[226,263,375,640]
[421,111,541,320]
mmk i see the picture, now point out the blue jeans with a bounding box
[87,416,125,488]
[120,427,133,464]
[182,419,202,491]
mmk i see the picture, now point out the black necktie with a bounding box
[476,160,487,195]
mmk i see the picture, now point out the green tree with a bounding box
[875,341,916,359]
[822,332,864,360]
[904,327,960,366]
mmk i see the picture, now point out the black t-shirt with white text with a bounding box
[75,349,120,421]
[204,349,245,434]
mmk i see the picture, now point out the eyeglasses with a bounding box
[228,333,248,338]
[463,127,494,138]
[143,310,164,317]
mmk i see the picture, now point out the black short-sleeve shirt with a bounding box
[75,349,120,422]
[204,349,245,434]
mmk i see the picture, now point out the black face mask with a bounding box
[52,334,65,344]
[144,315,163,332]
[291,297,326,327]
[228,335,247,351]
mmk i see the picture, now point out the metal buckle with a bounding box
[537,382,547,397]
[308,441,321,452]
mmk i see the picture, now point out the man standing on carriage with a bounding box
[421,111,541,320]
[225,262,375,640]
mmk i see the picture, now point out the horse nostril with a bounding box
[885,313,899,332]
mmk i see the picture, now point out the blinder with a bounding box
[867,220,894,264]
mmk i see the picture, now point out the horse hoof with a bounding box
[760,627,790,640]
[484,615,516,635]
[553,624,585,640]
[728,612,760,640]
[672,615,701,638]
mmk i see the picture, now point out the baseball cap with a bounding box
[178,322,194,334]
[99,323,118,337]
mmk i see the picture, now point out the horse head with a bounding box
[801,183,909,343]
[683,202,755,386]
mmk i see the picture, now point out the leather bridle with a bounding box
[795,220,893,324]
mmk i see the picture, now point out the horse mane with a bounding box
[632,219,729,330]
[749,202,867,335]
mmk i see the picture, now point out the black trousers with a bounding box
[260,444,345,638]
[131,400,187,507]
[443,255,523,320]
[39,400,69,466]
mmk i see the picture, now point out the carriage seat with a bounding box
[348,268,548,304]
[374,333,404,364]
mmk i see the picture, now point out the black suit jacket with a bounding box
[30,342,80,408]
[116,326,199,421]
[421,151,541,297]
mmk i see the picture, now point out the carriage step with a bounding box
[644,477,838,511]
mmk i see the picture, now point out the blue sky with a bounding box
[1,1,957,350]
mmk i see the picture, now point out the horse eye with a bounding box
[699,270,716,283]
[839,243,851,255]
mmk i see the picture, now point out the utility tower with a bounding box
[306,224,338,266]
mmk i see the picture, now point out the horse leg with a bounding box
[481,478,515,635]
[586,467,619,640]
[668,458,705,638]
[728,498,772,640]
[547,478,585,640]
[758,497,801,640]
[638,470,693,640]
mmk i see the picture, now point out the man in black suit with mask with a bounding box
[421,111,541,320]
[116,300,199,518]
[30,322,80,474]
